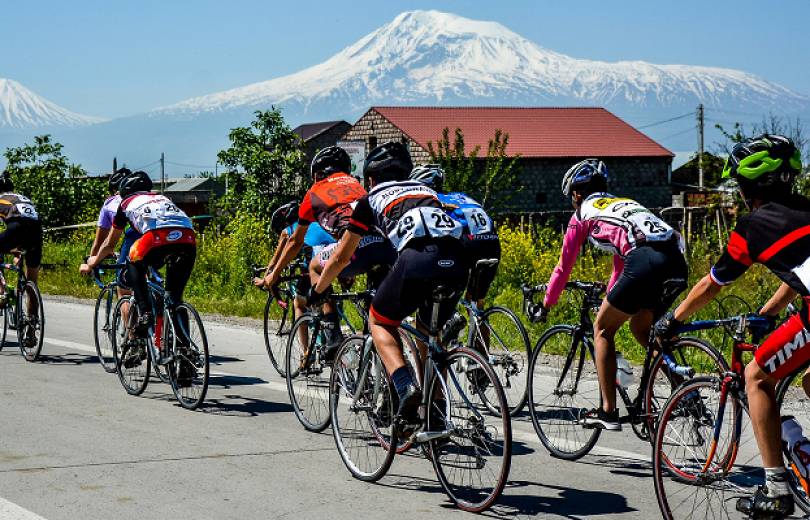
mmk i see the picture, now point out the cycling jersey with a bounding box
[284,221,335,254]
[98,194,141,243]
[298,172,366,239]
[711,195,810,296]
[0,193,38,221]
[438,192,496,238]
[113,192,193,234]
[348,180,463,251]
[545,192,681,307]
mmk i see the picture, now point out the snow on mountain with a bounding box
[0,78,105,129]
[155,10,808,118]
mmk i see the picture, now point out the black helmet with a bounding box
[363,142,413,184]
[0,170,12,193]
[311,146,351,181]
[409,164,445,191]
[109,167,131,192]
[119,170,153,199]
[722,134,801,200]
[270,201,299,233]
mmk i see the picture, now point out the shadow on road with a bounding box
[208,374,269,389]
[38,352,101,366]
[202,394,294,417]
[209,354,243,365]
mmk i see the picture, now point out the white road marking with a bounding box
[0,497,48,520]
[45,337,96,353]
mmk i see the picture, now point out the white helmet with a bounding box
[409,164,445,191]
[561,159,608,197]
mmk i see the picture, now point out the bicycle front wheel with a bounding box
[166,303,210,410]
[111,297,151,395]
[17,281,44,362]
[527,325,600,460]
[776,367,810,513]
[0,301,8,351]
[429,346,512,512]
[93,284,119,373]
[264,293,290,377]
[285,314,331,432]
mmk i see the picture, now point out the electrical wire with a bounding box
[635,112,694,130]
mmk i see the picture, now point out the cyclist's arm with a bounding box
[672,274,722,321]
[265,224,307,286]
[88,226,111,257]
[81,227,123,273]
[313,231,361,294]
[267,229,290,272]
[544,215,587,308]
[760,282,798,316]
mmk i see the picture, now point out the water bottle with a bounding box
[783,416,810,491]
[615,352,634,388]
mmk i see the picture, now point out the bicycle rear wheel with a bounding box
[17,281,44,362]
[330,336,396,481]
[93,285,118,373]
[776,367,810,514]
[527,325,600,460]
[263,292,290,377]
[0,302,8,351]
[429,346,511,512]
[285,314,331,432]
[471,306,531,416]
[166,303,210,410]
[111,297,151,395]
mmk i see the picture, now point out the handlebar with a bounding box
[521,280,606,324]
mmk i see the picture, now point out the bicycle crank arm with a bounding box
[415,429,453,443]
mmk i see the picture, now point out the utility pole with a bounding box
[697,104,705,189]
[160,152,165,193]
[113,157,117,175]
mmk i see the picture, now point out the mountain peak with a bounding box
[0,78,104,129]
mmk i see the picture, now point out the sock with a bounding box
[764,467,790,497]
[391,366,414,400]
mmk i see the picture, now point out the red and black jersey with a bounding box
[298,172,366,239]
[711,194,810,296]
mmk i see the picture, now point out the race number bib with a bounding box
[391,207,462,250]
[128,195,192,233]
[15,203,38,220]
[605,199,672,242]
[461,207,493,235]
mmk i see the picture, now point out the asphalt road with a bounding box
[0,297,690,519]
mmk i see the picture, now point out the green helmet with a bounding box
[722,134,802,183]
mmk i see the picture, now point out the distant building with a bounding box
[159,177,224,217]
[342,106,674,212]
[292,120,352,167]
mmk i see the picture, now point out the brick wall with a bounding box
[341,109,431,163]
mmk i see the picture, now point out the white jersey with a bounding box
[115,193,192,235]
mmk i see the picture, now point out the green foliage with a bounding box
[216,109,306,224]
[3,135,108,227]
[426,127,478,193]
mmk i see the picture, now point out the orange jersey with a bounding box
[298,172,366,239]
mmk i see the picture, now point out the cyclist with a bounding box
[540,159,687,431]
[308,142,468,431]
[0,170,43,345]
[654,134,805,517]
[80,171,196,367]
[261,146,395,350]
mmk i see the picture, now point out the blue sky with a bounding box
[4,0,810,119]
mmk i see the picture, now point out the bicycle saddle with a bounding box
[432,285,460,302]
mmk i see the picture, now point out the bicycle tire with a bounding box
[527,325,600,460]
[17,281,44,362]
[93,284,118,373]
[285,314,331,432]
[263,293,288,377]
[166,303,210,410]
[330,336,396,482]
[776,367,810,514]
[429,346,512,512]
[112,297,151,396]
[0,302,8,351]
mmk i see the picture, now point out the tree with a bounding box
[216,109,306,223]
[427,127,521,212]
[3,135,107,227]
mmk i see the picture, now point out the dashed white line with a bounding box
[0,497,48,520]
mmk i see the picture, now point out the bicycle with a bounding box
[329,284,512,512]
[111,273,210,410]
[653,313,810,519]
[521,280,728,460]
[0,252,44,362]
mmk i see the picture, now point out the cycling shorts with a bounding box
[607,239,687,316]
[370,238,468,328]
[0,218,43,268]
[128,228,196,264]
[755,302,810,380]
[463,234,501,301]
[318,234,396,278]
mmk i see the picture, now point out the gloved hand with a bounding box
[529,303,549,324]
[306,286,330,307]
[755,308,778,334]
[652,311,683,341]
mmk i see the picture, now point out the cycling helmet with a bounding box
[722,134,801,197]
[561,159,608,198]
[0,170,12,193]
[409,164,445,191]
[270,201,299,234]
[119,170,153,199]
[311,146,351,181]
[363,142,413,184]
[109,167,131,192]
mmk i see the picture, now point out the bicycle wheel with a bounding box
[330,336,396,481]
[93,285,118,373]
[17,281,44,362]
[111,297,151,395]
[263,293,290,377]
[642,336,729,441]
[653,376,749,520]
[285,314,331,432]
[0,302,8,351]
[166,303,210,410]
[527,325,600,460]
[776,367,810,513]
[470,306,531,416]
[427,346,511,512]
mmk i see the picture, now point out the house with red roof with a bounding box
[341,106,674,212]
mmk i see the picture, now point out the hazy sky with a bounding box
[4,0,809,119]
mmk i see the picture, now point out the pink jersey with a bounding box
[544,193,680,307]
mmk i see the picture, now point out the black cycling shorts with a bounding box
[463,234,501,301]
[370,238,468,329]
[0,218,43,268]
[607,240,688,316]
[318,234,396,278]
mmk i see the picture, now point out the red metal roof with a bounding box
[372,107,673,158]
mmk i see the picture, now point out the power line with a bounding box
[636,112,694,130]
[660,126,697,141]
[165,160,216,170]
[132,159,160,171]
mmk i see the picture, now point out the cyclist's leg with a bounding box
[0,220,25,299]
[593,301,632,414]
[628,309,655,346]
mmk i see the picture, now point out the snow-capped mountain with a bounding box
[0,78,104,129]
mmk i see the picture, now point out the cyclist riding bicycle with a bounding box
[80,171,197,366]
[308,141,468,432]
[539,159,688,431]
[654,134,805,518]
[261,146,396,349]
